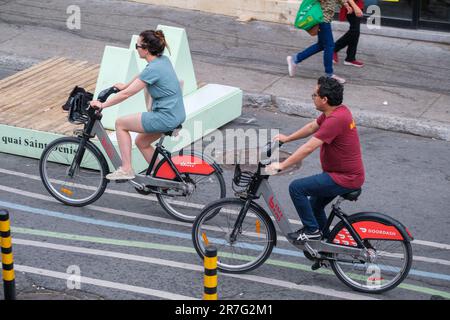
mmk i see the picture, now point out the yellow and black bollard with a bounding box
[0,209,16,300]
[203,246,218,300]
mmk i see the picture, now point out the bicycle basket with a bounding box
[232,164,253,193]
[67,88,93,125]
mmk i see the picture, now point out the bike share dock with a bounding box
[0,25,243,172]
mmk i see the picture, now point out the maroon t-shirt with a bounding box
[314,105,365,189]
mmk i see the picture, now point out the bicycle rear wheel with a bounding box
[328,217,413,294]
[192,198,276,273]
[154,156,226,222]
[39,137,109,206]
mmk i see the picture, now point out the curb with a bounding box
[332,21,450,45]
[2,55,448,142]
[243,93,450,141]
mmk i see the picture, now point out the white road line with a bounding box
[13,238,378,300]
[15,265,196,300]
[3,167,450,250]
[0,167,302,224]
[0,184,193,227]
[0,167,203,209]
[1,184,450,267]
[412,240,450,251]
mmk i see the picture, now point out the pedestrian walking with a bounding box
[287,0,352,84]
[333,0,365,67]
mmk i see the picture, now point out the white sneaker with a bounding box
[330,74,346,84]
[106,167,135,180]
[286,56,297,77]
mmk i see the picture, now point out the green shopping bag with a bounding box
[294,0,324,31]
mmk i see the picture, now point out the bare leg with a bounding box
[135,132,162,169]
[115,113,146,172]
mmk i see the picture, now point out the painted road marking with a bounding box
[15,264,196,300]
[12,227,450,299]
[1,184,450,268]
[13,238,378,300]
[0,168,293,223]
[1,167,450,250]
[2,198,450,284]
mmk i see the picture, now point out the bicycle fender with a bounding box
[155,154,217,180]
[339,212,414,243]
[179,150,223,174]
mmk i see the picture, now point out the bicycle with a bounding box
[39,87,226,222]
[192,142,414,293]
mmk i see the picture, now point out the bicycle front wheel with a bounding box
[192,198,276,273]
[328,217,413,294]
[39,137,109,206]
[155,158,226,222]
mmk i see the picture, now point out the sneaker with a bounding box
[333,52,339,64]
[344,60,364,68]
[286,56,297,77]
[106,167,135,180]
[288,227,322,243]
[330,74,346,84]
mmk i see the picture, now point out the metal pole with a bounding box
[0,209,16,300]
[203,246,218,300]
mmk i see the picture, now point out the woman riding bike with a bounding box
[90,30,186,180]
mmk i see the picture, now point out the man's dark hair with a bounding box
[317,76,344,106]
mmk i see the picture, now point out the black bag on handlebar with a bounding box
[64,86,94,124]
[62,86,93,112]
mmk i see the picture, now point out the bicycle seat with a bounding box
[164,124,183,136]
[341,189,362,201]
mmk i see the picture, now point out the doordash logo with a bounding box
[359,227,397,237]
[269,196,283,222]
[179,161,196,168]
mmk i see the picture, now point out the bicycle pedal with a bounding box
[311,260,328,271]
[311,261,321,271]
[114,179,129,183]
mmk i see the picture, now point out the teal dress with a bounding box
[139,55,186,133]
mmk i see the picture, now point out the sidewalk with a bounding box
[0,0,449,140]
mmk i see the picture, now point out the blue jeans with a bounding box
[289,173,356,236]
[293,22,334,76]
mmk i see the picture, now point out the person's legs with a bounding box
[293,23,330,64]
[289,172,355,232]
[334,16,352,54]
[114,113,146,173]
[293,42,322,64]
[309,196,336,238]
[289,177,321,232]
[318,23,335,76]
[345,13,361,62]
[135,132,162,167]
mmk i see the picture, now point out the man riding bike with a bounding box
[267,76,365,243]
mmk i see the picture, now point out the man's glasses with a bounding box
[311,93,319,99]
[135,43,145,50]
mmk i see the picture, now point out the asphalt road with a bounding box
[0,0,449,95]
[0,0,449,302]
[0,107,449,300]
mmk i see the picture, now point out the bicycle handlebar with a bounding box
[97,86,120,103]
[264,140,284,158]
[259,140,284,167]
[86,86,120,114]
